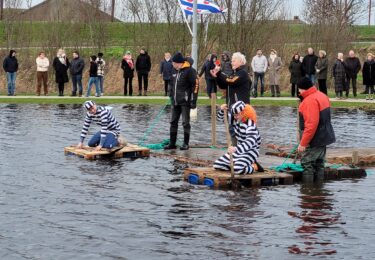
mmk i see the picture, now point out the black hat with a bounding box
[297,77,314,90]
[172,52,185,63]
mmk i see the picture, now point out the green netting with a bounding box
[143,139,170,150]
[270,163,304,172]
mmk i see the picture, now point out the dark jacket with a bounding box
[169,61,198,107]
[299,87,335,148]
[315,57,328,80]
[199,54,217,80]
[216,65,250,107]
[289,59,303,84]
[121,59,135,78]
[302,54,318,75]
[344,57,361,79]
[136,52,151,74]
[70,57,85,75]
[332,59,347,92]
[3,51,18,73]
[362,60,375,86]
[89,61,98,77]
[221,51,232,76]
[53,56,70,84]
[160,59,173,80]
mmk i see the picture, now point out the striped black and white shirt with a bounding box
[80,106,121,146]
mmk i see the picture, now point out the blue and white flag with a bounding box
[179,0,227,16]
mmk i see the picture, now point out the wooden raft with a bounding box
[183,167,293,188]
[64,144,150,160]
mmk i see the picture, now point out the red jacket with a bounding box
[299,87,335,147]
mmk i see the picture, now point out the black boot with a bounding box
[180,133,190,150]
[164,132,177,150]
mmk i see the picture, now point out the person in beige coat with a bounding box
[268,49,283,97]
[36,51,50,96]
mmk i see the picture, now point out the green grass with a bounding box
[0,96,373,109]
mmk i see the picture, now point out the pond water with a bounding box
[0,104,374,259]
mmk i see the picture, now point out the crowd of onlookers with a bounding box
[2,46,375,101]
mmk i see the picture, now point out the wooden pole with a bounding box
[223,108,235,185]
[211,93,217,146]
[111,0,115,22]
[352,151,359,165]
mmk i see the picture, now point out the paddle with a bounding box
[223,107,235,187]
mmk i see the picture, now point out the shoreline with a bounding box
[0,95,374,108]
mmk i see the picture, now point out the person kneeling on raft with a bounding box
[214,101,263,174]
[77,100,121,151]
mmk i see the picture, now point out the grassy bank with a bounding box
[0,96,374,109]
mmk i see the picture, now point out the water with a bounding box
[0,104,374,259]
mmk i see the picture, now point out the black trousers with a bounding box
[138,72,149,92]
[124,77,133,96]
[346,76,357,97]
[58,82,65,95]
[164,80,170,95]
[170,105,191,135]
[318,79,327,95]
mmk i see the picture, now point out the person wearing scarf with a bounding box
[52,48,70,96]
[121,51,135,96]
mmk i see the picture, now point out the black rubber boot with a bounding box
[180,133,190,150]
[164,132,177,150]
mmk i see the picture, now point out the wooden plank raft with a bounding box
[64,144,150,160]
[183,167,293,189]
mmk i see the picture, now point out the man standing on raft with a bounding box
[164,52,198,151]
[214,101,262,174]
[77,100,121,151]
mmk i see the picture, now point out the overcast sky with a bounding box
[21,0,372,25]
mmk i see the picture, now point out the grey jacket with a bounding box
[70,57,85,75]
[315,57,328,80]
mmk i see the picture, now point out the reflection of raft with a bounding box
[64,144,150,160]
[184,167,294,188]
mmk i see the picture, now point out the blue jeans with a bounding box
[88,132,119,149]
[86,77,100,97]
[98,76,104,94]
[253,72,265,96]
[306,74,316,84]
[7,72,16,95]
[72,74,83,95]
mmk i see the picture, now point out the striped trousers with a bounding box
[214,152,254,175]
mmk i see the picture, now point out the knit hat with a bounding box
[172,52,185,63]
[231,101,246,114]
[297,77,314,90]
[84,100,95,110]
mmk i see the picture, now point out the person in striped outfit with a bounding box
[77,101,121,151]
[214,101,262,174]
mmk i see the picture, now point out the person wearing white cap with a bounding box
[77,101,121,151]
[214,101,262,174]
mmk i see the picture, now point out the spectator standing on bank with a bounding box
[268,49,282,97]
[36,51,49,96]
[121,51,135,96]
[53,49,70,96]
[70,51,85,97]
[96,52,106,96]
[159,52,173,96]
[3,50,18,96]
[344,50,361,98]
[86,55,100,97]
[332,53,347,99]
[199,53,218,98]
[362,53,375,100]
[289,53,303,97]
[136,47,151,96]
[251,49,268,97]
[219,51,232,99]
[315,50,328,95]
[302,47,318,84]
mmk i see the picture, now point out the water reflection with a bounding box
[288,181,340,256]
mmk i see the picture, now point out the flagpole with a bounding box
[191,0,198,70]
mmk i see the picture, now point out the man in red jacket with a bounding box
[297,77,336,179]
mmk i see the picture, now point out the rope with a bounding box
[138,99,171,148]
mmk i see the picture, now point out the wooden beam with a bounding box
[111,0,115,22]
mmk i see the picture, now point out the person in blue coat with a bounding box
[159,52,173,96]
